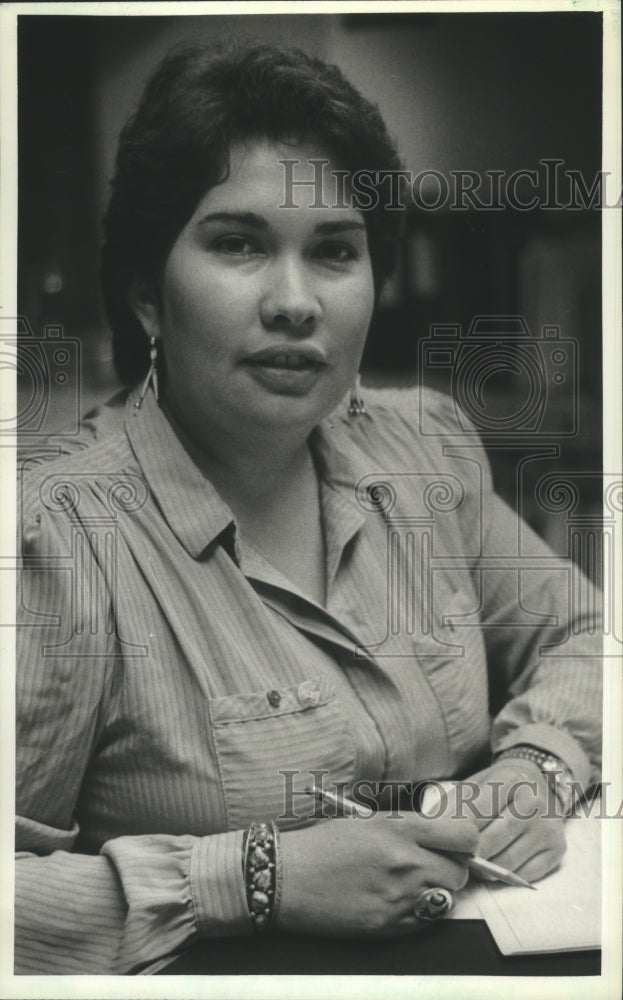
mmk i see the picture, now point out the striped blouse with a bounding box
[15,385,602,973]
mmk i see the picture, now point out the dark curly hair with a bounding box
[101,42,404,385]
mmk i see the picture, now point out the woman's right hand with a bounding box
[276,811,479,937]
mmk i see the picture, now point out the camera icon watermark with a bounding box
[419,316,578,437]
[1,316,81,437]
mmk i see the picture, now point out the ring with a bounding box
[413,887,454,922]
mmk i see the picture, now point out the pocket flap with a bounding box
[210,677,335,726]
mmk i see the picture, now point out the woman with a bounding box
[16,43,602,974]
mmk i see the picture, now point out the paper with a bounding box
[472,807,601,954]
[421,782,602,949]
[447,881,482,920]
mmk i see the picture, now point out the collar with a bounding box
[125,387,236,559]
[125,386,370,569]
[310,415,369,585]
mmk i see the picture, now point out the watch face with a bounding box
[541,759,559,772]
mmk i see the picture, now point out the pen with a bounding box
[306,785,537,891]
[462,854,537,889]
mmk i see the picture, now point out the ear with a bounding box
[128,280,161,340]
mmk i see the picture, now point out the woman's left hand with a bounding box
[463,759,566,884]
[425,759,567,885]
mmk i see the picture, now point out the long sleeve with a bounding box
[383,386,602,790]
[16,495,249,974]
[459,450,602,791]
[14,384,604,970]
[16,833,247,974]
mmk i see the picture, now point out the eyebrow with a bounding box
[314,220,366,235]
[198,211,269,230]
[197,211,366,236]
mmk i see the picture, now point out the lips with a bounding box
[242,345,329,396]
[243,346,328,370]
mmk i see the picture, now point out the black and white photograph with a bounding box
[1,1,621,995]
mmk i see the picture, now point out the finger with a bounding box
[457,767,547,831]
[483,819,565,875]
[418,851,471,892]
[470,775,540,829]
[420,781,455,818]
[491,839,562,881]
[395,841,471,895]
[508,778,549,818]
[421,780,499,830]
[480,806,566,861]
[464,783,504,832]
[515,846,565,884]
[411,814,480,855]
[477,796,547,860]
[476,813,522,861]
[396,911,441,935]
[506,819,566,871]
[437,778,510,832]
[488,837,543,875]
[390,918,430,937]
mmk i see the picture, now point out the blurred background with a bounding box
[17,11,603,573]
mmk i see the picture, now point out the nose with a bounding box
[260,256,322,333]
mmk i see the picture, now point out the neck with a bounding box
[160,395,316,508]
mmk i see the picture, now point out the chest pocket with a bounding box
[209,677,357,830]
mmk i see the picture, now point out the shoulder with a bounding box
[323,386,493,537]
[363,384,462,436]
[19,389,130,466]
[329,384,483,468]
[18,391,139,552]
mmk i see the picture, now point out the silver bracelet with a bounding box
[242,821,281,931]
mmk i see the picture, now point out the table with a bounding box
[156,921,600,976]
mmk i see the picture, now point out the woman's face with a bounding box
[134,138,375,447]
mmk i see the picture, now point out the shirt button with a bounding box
[297,681,320,708]
[267,689,281,708]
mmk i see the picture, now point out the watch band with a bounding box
[494,744,575,815]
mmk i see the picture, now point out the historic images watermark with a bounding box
[348,312,620,659]
[277,770,623,824]
[280,157,622,211]
[8,310,620,659]
[418,316,577,437]
[16,469,150,659]
[5,315,150,653]
[1,315,82,439]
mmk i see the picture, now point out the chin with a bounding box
[244,394,337,433]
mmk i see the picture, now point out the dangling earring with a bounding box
[348,373,366,417]
[134,336,159,410]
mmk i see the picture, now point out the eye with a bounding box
[214,235,261,256]
[314,241,358,264]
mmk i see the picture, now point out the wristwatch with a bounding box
[494,744,575,816]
